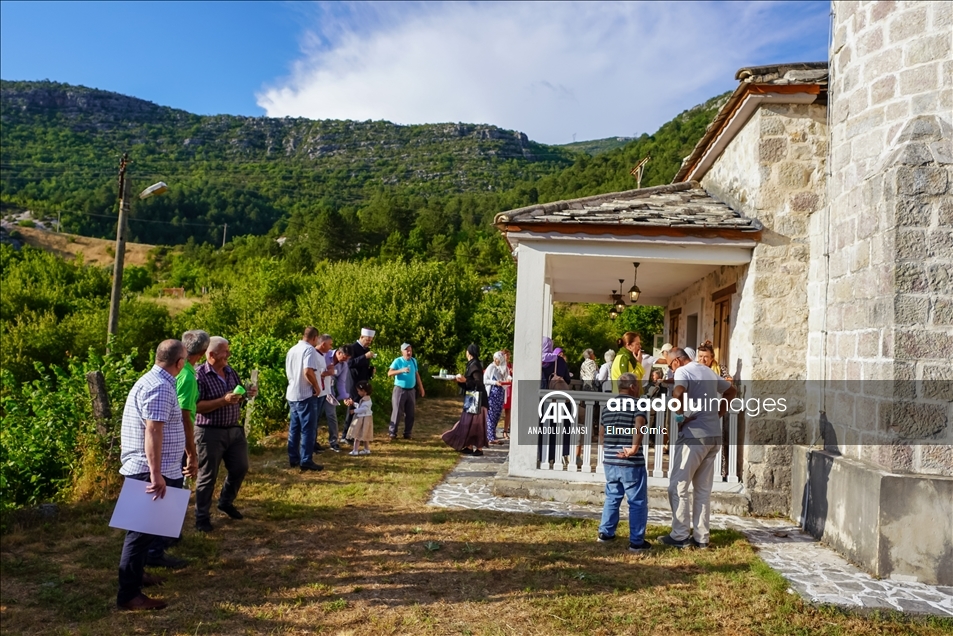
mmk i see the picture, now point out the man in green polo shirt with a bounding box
[177,330,208,479]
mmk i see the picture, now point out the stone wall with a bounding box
[810,0,953,474]
[680,102,828,514]
[703,104,827,382]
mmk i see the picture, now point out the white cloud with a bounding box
[257,1,828,144]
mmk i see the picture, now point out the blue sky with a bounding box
[0,1,831,144]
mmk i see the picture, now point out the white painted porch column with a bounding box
[542,282,553,339]
[509,244,545,478]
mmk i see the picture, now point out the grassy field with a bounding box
[1,397,949,635]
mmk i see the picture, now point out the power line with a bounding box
[55,209,225,229]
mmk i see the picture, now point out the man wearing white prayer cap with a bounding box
[343,328,377,441]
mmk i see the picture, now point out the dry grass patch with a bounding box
[2,397,951,635]
[142,295,205,316]
[14,226,154,267]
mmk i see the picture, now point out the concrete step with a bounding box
[491,459,752,516]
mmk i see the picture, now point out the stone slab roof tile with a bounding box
[494,182,761,232]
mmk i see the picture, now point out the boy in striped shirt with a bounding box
[598,372,652,553]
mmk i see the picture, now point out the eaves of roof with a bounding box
[672,62,828,184]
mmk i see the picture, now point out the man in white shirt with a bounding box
[661,347,736,549]
[285,327,323,472]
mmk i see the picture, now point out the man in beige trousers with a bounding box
[662,347,736,549]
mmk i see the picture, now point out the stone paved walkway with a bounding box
[427,445,953,617]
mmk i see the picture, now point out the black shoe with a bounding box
[628,540,654,554]
[660,534,691,549]
[300,461,324,472]
[195,519,213,533]
[460,448,474,454]
[597,533,615,543]
[691,538,709,550]
[388,434,397,441]
[329,444,341,452]
[217,503,243,520]
[313,443,325,453]
[145,554,187,569]
[403,434,412,440]
[472,450,484,457]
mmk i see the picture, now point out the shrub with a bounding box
[0,351,140,517]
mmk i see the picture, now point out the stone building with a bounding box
[494,1,951,585]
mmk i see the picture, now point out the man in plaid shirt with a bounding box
[194,336,257,532]
[116,339,188,611]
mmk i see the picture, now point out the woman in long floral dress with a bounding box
[484,351,510,445]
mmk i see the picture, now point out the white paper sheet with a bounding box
[109,478,190,538]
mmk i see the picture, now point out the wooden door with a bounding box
[713,298,730,371]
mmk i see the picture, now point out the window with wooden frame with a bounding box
[711,285,735,372]
[669,307,681,348]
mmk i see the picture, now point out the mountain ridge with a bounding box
[0,79,726,260]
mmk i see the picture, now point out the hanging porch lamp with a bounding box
[628,262,642,303]
[614,279,627,313]
[609,289,619,320]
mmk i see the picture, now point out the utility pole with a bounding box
[222,223,227,248]
[106,153,129,350]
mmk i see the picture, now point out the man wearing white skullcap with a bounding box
[343,328,377,440]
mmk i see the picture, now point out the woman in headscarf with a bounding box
[484,351,510,445]
[580,349,599,391]
[541,338,571,389]
[441,344,489,456]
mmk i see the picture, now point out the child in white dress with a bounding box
[346,381,374,455]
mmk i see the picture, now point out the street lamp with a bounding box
[139,181,168,199]
[106,154,168,350]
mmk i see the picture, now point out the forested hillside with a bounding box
[1,80,728,265]
[1,80,571,250]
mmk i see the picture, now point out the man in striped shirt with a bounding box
[116,339,188,611]
[597,372,652,553]
[194,336,257,532]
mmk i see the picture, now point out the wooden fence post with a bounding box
[86,370,111,436]
[244,369,259,437]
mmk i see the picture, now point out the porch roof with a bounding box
[494,181,762,240]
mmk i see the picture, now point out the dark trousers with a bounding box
[388,387,416,437]
[194,426,248,523]
[117,473,183,605]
